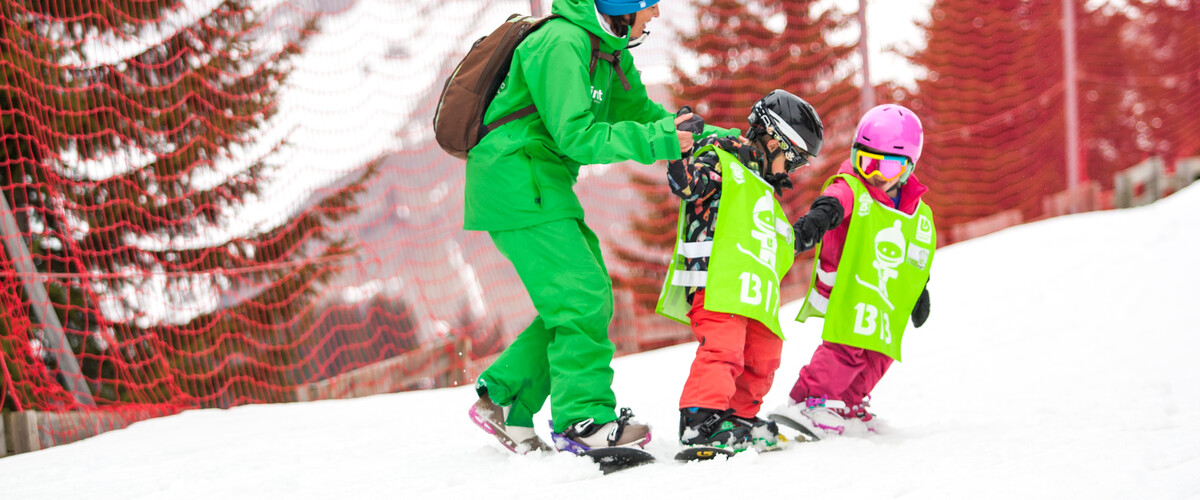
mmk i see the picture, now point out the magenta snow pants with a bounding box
[788,341,893,405]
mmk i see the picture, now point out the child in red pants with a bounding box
[658,90,824,453]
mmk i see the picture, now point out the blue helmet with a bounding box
[595,0,660,16]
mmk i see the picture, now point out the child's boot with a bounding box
[468,391,553,454]
[551,407,652,454]
[679,407,752,452]
[730,414,785,451]
[834,399,879,434]
[768,396,848,440]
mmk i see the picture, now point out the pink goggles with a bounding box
[853,148,911,182]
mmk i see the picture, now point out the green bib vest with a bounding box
[657,146,795,339]
[796,174,936,361]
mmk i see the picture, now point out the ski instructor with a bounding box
[465,0,739,455]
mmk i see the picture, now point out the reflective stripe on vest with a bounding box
[679,241,713,259]
[671,270,708,287]
[805,288,828,314]
[816,266,836,287]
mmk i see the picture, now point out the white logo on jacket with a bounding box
[590,86,604,103]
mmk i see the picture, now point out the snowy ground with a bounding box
[3,184,1199,498]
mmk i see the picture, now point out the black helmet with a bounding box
[747,89,824,172]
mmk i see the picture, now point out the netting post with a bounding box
[530,0,543,16]
[1062,0,1081,191]
[0,193,95,407]
[857,0,875,114]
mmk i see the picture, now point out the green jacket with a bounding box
[463,0,737,231]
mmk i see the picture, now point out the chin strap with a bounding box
[749,135,791,195]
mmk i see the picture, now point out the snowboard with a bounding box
[579,447,656,474]
[767,413,823,442]
[674,446,735,462]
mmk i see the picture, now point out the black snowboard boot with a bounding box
[730,414,784,451]
[678,407,751,452]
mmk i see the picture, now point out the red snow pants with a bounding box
[788,340,893,405]
[678,289,783,418]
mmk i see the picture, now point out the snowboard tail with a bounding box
[551,426,656,474]
[580,447,656,474]
[767,412,823,442]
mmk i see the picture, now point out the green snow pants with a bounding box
[477,218,617,433]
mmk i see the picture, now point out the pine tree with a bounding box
[0,0,372,408]
[1077,4,1143,187]
[770,0,861,218]
[673,0,860,188]
[908,0,1067,233]
[1121,0,1200,164]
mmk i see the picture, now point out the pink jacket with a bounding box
[812,160,930,299]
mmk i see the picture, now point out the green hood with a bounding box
[552,0,628,51]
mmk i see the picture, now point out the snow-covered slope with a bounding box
[3,185,1199,499]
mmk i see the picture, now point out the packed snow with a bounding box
[3,185,1198,499]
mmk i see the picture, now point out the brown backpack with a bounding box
[433,14,629,160]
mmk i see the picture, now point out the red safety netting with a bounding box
[1,0,1197,450]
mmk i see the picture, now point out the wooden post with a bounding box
[450,337,471,387]
[1,411,7,456]
[1148,157,1162,202]
[3,411,40,454]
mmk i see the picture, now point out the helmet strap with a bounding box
[756,135,781,174]
[753,135,794,195]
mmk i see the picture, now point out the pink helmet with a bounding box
[854,104,923,166]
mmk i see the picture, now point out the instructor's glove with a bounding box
[793,196,845,253]
[675,105,706,134]
[911,286,930,328]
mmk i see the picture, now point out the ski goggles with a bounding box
[772,131,810,172]
[762,110,811,172]
[853,148,912,182]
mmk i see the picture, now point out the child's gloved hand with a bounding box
[792,196,845,253]
[794,216,823,253]
[911,286,930,328]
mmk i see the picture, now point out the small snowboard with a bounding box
[580,447,656,474]
[767,413,822,442]
[674,446,736,462]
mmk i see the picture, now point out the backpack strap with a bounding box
[588,34,631,91]
[481,21,630,139]
[480,104,536,138]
